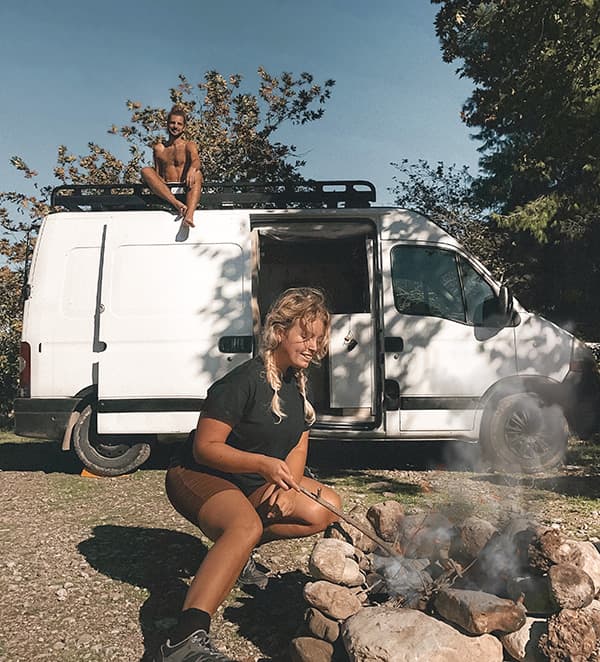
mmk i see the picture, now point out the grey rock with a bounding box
[434,588,526,635]
[366,500,404,543]
[289,636,334,662]
[548,563,595,609]
[342,605,503,661]
[303,581,363,621]
[304,607,340,643]
[327,509,379,554]
[309,538,364,587]
[450,516,497,563]
[499,617,547,661]
[570,540,600,596]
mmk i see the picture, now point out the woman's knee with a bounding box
[199,494,264,545]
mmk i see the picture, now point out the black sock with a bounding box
[170,608,211,645]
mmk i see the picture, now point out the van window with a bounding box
[390,245,464,322]
[458,256,496,326]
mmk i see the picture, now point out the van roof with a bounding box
[50,181,376,212]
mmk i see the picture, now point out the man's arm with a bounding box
[152,143,165,179]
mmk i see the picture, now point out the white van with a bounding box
[14,181,600,475]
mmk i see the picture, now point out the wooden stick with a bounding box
[297,485,400,558]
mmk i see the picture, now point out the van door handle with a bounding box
[384,337,404,352]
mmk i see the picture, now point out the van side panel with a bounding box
[96,211,252,434]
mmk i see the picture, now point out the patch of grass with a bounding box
[0,430,29,443]
[566,438,600,471]
[48,472,108,501]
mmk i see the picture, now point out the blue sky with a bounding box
[0,0,480,206]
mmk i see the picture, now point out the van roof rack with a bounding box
[50,180,376,211]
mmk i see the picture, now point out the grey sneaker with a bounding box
[158,629,235,661]
[237,554,269,590]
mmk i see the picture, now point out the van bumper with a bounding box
[14,398,80,440]
[562,368,600,439]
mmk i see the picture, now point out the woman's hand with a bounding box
[257,456,299,492]
[264,486,298,519]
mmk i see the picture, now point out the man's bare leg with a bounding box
[183,173,203,227]
[141,167,187,216]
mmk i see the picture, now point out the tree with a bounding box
[0,68,335,427]
[389,159,520,286]
[53,68,335,185]
[433,0,600,332]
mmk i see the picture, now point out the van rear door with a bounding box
[95,211,251,435]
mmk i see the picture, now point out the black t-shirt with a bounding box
[184,356,310,495]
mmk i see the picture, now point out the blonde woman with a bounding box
[160,287,341,662]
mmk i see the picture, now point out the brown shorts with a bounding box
[165,463,240,527]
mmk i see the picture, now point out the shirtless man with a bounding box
[141,106,203,227]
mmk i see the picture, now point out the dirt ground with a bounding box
[1,435,599,661]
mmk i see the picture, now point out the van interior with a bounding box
[252,220,379,429]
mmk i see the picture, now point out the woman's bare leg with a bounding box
[182,489,263,614]
[249,476,341,543]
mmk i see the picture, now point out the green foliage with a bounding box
[389,159,514,284]
[0,240,28,428]
[55,68,335,185]
[0,68,335,427]
[433,0,600,331]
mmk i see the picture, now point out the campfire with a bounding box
[289,497,600,662]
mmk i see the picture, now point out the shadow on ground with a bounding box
[472,472,600,500]
[224,571,313,662]
[78,525,207,661]
[0,439,177,474]
[307,439,484,473]
[0,437,481,474]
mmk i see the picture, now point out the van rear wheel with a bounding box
[481,392,568,473]
[72,405,152,476]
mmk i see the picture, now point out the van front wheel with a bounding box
[72,405,152,476]
[481,392,568,473]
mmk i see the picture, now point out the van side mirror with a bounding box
[482,284,514,327]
